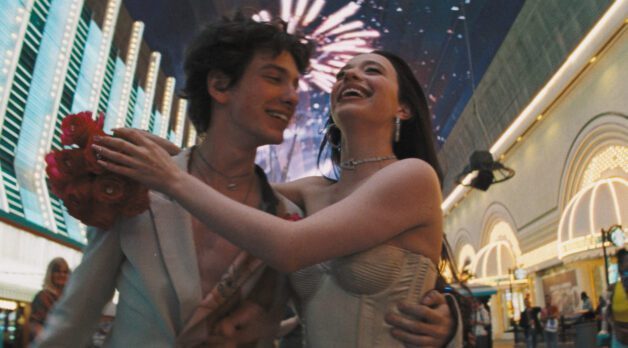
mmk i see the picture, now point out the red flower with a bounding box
[45,151,62,179]
[82,202,119,230]
[92,174,128,203]
[120,184,149,217]
[45,112,150,231]
[63,176,93,219]
[59,149,89,176]
[283,213,302,221]
[60,111,105,147]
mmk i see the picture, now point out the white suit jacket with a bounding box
[34,149,295,348]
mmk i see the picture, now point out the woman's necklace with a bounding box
[339,154,397,170]
[196,149,253,191]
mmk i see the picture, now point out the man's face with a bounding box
[224,50,300,147]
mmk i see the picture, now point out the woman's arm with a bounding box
[94,129,442,272]
[270,179,309,211]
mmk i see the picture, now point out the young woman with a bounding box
[94,50,460,347]
[29,258,70,341]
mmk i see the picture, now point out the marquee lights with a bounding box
[88,0,121,111]
[159,77,175,138]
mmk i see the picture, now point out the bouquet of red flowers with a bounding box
[45,112,149,229]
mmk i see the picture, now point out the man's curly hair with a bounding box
[181,13,312,133]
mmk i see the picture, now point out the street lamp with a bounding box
[598,224,624,344]
[601,224,625,286]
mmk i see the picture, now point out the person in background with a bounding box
[520,295,541,348]
[580,291,594,320]
[471,299,490,348]
[608,248,628,348]
[28,257,70,342]
[596,295,607,330]
[540,294,559,348]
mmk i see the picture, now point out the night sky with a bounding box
[122,0,524,180]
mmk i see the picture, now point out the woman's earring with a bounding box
[394,117,401,142]
[325,123,342,150]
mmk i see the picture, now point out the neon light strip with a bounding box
[88,0,121,112]
[158,77,175,138]
[139,52,160,129]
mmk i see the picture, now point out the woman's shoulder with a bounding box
[388,158,438,177]
[368,158,440,193]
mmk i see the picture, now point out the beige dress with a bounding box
[289,244,438,348]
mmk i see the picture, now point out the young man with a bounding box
[36,15,459,347]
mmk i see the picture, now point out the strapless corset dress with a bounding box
[289,244,437,348]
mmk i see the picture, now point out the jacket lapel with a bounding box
[150,148,202,327]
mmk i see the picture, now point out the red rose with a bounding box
[47,148,89,177]
[92,174,128,203]
[45,150,87,198]
[82,202,119,229]
[45,152,65,182]
[283,213,302,221]
[63,176,93,219]
[120,184,149,217]
[60,111,105,147]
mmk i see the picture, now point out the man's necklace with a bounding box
[196,149,253,191]
[339,155,397,170]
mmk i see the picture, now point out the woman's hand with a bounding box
[134,129,182,156]
[91,128,184,195]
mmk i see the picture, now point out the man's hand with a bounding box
[385,290,454,348]
[209,300,281,346]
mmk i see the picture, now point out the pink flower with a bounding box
[60,111,105,147]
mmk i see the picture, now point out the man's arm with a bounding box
[385,290,463,348]
[34,227,124,347]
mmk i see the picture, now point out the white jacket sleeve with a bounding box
[33,226,124,348]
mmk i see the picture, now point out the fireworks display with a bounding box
[254,0,380,93]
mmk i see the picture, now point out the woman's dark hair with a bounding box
[181,13,312,133]
[317,50,443,182]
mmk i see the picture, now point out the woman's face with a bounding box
[52,262,70,288]
[330,53,401,128]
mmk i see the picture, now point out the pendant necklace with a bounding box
[339,155,397,170]
[196,149,253,191]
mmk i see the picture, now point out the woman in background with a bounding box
[29,257,70,341]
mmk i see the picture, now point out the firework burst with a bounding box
[253,0,381,93]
